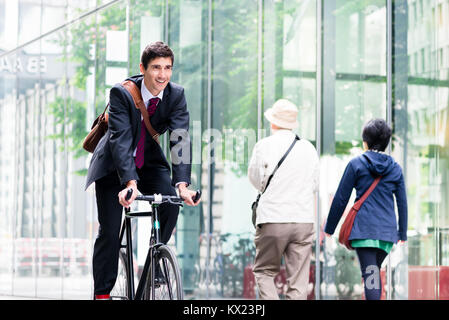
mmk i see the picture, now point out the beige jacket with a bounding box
[248,129,319,225]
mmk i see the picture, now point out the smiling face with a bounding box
[140,56,173,96]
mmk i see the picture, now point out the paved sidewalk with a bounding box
[0,294,43,300]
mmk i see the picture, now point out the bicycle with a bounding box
[109,189,201,300]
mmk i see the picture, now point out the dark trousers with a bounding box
[355,247,388,300]
[92,167,179,295]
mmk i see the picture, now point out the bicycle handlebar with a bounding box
[125,188,201,205]
[136,194,183,204]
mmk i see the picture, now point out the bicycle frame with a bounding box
[113,192,191,300]
[118,202,163,300]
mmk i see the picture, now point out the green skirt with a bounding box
[351,239,394,254]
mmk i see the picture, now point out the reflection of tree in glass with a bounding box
[45,2,164,175]
[46,0,322,178]
[47,96,89,162]
[210,0,259,177]
[334,0,385,17]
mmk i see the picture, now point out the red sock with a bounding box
[95,294,110,300]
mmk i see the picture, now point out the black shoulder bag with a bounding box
[251,135,300,228]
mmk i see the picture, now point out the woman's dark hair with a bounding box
[362,118,392,151]
[141,41,174,69]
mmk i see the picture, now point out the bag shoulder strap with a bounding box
[101,103,109,114]
[261,134,300,194]
[121,80,160,144]
[353,176,382,210]
[91,103,109,129]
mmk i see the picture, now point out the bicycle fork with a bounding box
[152,205,175,299]
[124,208,136,300]
[132,204,161,300]
[122,204,174,300]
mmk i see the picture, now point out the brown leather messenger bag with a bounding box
[82,80,160,153]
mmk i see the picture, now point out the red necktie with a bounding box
[135,97,160,168]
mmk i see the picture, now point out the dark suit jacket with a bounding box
[85,75,191,190]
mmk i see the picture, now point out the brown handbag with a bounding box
[82,80,160,153]
[82,104,109,153]
[338,176,381,250]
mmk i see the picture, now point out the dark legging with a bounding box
[355,247,388,300]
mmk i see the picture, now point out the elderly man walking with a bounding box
[248,99,319,300]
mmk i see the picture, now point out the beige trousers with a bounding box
[252,223,314,300]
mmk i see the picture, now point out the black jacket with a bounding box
[85,75,191,189]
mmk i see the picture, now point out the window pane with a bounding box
[263,0,317,300]
[0,54,17,296]
[166,0,206,299]
[209,0,258,299]
[391,0,446,300]
[321,0,387,300]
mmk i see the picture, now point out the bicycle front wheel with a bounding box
[110,249,130,300]
[144,245,183,300]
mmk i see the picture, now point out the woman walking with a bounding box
[324,118,408,300]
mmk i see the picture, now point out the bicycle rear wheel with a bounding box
[110,249,130,300]
[144,245,183,300]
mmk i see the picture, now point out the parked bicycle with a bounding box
[109,189,200,300]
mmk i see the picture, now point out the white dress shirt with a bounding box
[248,129,319,225]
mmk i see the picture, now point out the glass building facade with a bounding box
[0,0,448,300]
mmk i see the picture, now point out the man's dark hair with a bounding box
[141,41,174,69]
[362,118,392,151]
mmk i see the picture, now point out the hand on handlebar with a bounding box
[119,181,201,208]
[118,181,138,208]
[178,184,201,206]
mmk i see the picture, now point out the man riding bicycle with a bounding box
[85,41,200,300]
